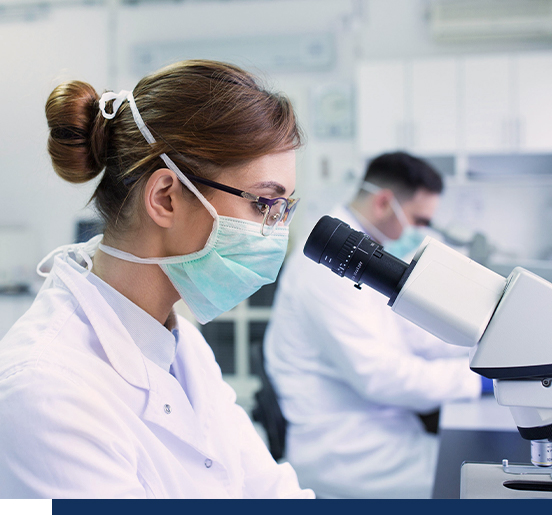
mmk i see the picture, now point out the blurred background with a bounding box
[2,0,552,409]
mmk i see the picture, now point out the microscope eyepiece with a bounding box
[304,216,413,301]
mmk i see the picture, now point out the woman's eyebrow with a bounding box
[251,181,287,196]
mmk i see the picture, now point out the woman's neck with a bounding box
[91,247,180,326]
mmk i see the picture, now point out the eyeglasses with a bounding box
[179,171,300,237]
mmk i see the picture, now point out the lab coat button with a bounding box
[204,458,213,468]
[164,404,172,414]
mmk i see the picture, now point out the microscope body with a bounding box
[304,215,552,495]
[390,237,552,466]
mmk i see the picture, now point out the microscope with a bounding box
[304,215,552,498]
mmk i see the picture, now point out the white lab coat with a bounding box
[0,241,314,499]
[264,205,482,499]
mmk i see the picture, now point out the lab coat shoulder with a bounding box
[274,244,392,366]
[0,273,139,402]
[268,245,393,404]
[0,276,94,379]
[277,245,376,337]
[0,284,149,497]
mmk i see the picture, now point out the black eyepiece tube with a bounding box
[303,215,412,300]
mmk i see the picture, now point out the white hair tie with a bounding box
[98,90,130,119]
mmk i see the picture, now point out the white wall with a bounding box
[2,0,552,267]
[114,0,360,247]
[0,4,108,270]
[361,0,552,60]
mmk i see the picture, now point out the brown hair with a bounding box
[45,60,303,238]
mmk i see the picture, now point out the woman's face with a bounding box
[170,149,297,255]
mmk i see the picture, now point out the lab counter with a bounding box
[432,395,531,499]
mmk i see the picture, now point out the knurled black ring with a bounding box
[334,233,361,277]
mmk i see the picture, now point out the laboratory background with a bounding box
[2,0,552,425]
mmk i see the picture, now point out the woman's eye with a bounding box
[252,202,268,217]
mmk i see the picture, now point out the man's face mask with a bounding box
[383,226,427,261]
[357,182,429,261]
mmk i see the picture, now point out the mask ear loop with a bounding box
[389,196,410,230]
[125,92,218,221]
[361,181,410,229]
[348,205,388,245]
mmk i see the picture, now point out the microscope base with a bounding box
[461,462,552,498]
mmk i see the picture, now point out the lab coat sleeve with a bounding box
[293,256,481,413]
[0,366,147,499]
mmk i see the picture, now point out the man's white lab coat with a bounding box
[0,243,313,499]
[264,205,481,499]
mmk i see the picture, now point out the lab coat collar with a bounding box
[43,243,224,458]
[52,256,151,391]
[52,256,215,455]
[86,271,177,373]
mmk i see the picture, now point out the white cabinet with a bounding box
[462,55,513,152]
[463,52,552,153]
[357,61,406,155]
[517,53,552,152]
[357,58,458,156]
[357,51,552,158]
[410,58,459,154]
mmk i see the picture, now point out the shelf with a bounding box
[466,153,552,180]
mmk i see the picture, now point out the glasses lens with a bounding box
[260,199,284,236]
[282,198,299,226]
[260,198,300,236]
[265,199,286,227]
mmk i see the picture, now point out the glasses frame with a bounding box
[179,171,299,236]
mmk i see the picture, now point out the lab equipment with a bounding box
[304,215,552,493]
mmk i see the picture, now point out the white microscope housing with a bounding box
[304,215,552,469]
[390,237,552,467]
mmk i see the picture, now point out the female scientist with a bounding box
[0,60,314,499]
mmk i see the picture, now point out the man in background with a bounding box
[264,151,484,498]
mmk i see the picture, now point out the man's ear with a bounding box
[372,189,394,219]
[143,168,183,228]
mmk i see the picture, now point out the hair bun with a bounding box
[45,80,107,183]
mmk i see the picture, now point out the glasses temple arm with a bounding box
[183,172,259,201]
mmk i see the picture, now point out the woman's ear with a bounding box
[143,168,183,228]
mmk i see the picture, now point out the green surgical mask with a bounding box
[100,217,288,325]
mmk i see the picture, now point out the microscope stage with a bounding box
[461,462,552,499]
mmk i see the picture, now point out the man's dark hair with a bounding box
[361,151,443,200]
